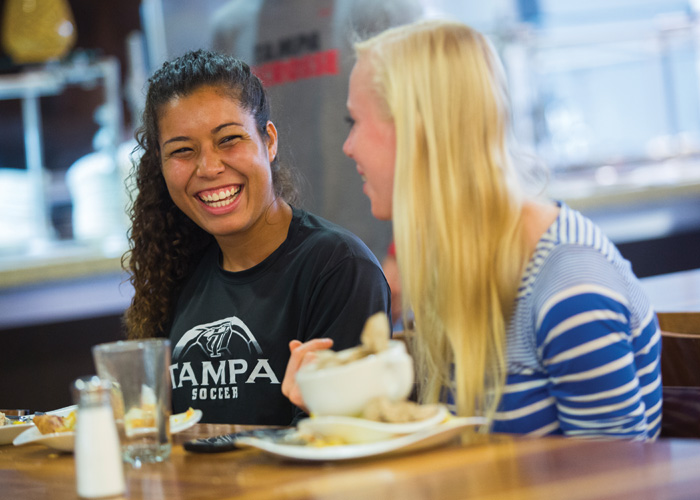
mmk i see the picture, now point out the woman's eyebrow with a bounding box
[161,121,244,146]
[212,121,243,134]
[162,136,189,146]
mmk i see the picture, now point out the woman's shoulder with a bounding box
[527,231,654,334]
[528,203,632,288]
[291,208,381,264]
[530,243,631,312]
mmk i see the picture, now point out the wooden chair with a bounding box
[657,312,700,334]
[657,312,700,439]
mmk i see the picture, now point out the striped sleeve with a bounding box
[534,252,659,440]
[493,205,661,440]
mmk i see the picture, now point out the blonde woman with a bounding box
[287,19,662,440]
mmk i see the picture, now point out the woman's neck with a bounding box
[521,199,560,254]
[216,201,293,272]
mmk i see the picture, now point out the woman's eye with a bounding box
[169,147,192,156]
[220,135,241,145]
[344,116,355,127]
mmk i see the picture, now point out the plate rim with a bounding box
[12,408,203,451]
[297,405,451,437]
[0,422,35,445]
[171,408,203,433]
[236,416,485,462]
[0,406,76,446]
[12,426,74,451]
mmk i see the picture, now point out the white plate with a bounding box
[13,426,76,452]
[0,405,75,446]
[236,416,487,462]
[0,422,34,445]
[297,405,450,444]
[47,405,79,417]
[171,409,203,434]
[12,408,203,452]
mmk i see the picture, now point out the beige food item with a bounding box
[124,405,156,432]
[34,412,77,434]
[0,412,30,426]
[171,407,195,425]
[294,431,348,448]
[361,397,441,424]
[312,312,391,370]
[360,312,390,353]
[122,384,172,433]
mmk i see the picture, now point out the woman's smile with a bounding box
[196,184,243,211]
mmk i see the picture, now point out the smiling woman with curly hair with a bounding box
[122,49,390,425]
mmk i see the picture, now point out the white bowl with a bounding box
[296,340,414,417]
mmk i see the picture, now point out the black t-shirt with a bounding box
[168,208,391,425]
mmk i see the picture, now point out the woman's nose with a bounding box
[196,149,225,177]
[342,134,353,159]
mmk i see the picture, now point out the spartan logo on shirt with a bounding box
[170,316,280,402]
[172,316,263,359]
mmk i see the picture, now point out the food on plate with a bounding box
[359,311,390,353]
[312,312,391,369]
[296,312,415,417]
[0,412,26,426]
[361,397,441,424]
[171,407,195,425]
[293,400,446,447]
[124,405,156,431]
[124,405,195,433]
[122,385,160,432]
[34,411,77,434]
[295,431,348,448]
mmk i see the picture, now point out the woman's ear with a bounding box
[266,121,278,162]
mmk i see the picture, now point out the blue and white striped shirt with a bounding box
[492,203,662,440]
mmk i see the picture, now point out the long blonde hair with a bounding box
[355,19,528,423]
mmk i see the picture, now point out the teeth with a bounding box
[199,186,241,206]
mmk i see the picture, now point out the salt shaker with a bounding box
[72,376,126,498]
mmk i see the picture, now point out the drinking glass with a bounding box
[92,339,172,466]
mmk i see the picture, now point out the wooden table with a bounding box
[2,424,700,499]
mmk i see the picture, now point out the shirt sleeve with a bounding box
[534,248,654,440]
[301,255,391,350]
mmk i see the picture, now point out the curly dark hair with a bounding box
[123,49,298,339]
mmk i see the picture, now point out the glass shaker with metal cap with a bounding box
[72,376,126,498]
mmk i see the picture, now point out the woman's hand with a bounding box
[281,338,334,412]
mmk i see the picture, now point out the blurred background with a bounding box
[1,0,699,409]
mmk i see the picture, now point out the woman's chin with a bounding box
[370,204,392,221]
